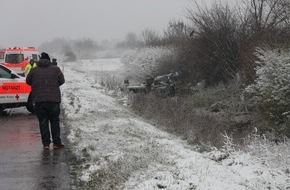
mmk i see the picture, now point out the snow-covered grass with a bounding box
[61,59,290,190]
[244,133,290,172]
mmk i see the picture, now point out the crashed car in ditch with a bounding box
[151,73,179,97]
[124,78,154,94]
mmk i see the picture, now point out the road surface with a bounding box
[0,108,72,190]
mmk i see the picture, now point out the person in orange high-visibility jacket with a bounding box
[24,59,37,76]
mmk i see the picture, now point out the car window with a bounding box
[0,52,4,59]
[31,54,40,62]
[5,54,24,64]
[0,66,11,78]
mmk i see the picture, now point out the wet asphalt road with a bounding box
[0,108,72,190]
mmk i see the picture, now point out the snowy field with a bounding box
[61,59,289,190]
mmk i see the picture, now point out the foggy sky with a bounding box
[0,0,232,48]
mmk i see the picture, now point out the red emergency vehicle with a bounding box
[0,47,40,76]
[0,64,34,113]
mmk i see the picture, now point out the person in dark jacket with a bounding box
[51,58,57,66]
[26,52,65,150]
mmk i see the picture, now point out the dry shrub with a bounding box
[244,133,290,171]
[185,83,243,109]
[94,70,123,90]
[128,82,259,149]
[130,94,238,148]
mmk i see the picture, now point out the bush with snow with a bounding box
[245,48,290,135]
[121,47,174,83]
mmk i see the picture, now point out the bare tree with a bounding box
[164,20,188,37]
[184,2,242,86]
[245,0,290,32]
[140,28,161,47]
[73,38,99,59]
[238,0,290,83]
[180,0,290,86]
[124,32,141,48]
[163,20,190,46]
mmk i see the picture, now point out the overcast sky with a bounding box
[0,0,230,48]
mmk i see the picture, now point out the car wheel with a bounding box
[26,93,35,113]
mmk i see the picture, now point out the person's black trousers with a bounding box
[35,102,62,146]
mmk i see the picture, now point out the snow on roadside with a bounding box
[61,59,289,190]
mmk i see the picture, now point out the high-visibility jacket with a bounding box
[25,63,37,74]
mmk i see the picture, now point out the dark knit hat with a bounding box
[40,52,51,61]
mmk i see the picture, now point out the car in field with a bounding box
[0,64,34,113]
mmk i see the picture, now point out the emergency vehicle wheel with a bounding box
[26,93,35,113]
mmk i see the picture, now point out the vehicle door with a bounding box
[0,65,30,104]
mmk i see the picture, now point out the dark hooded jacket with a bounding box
[26,59,65,103]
